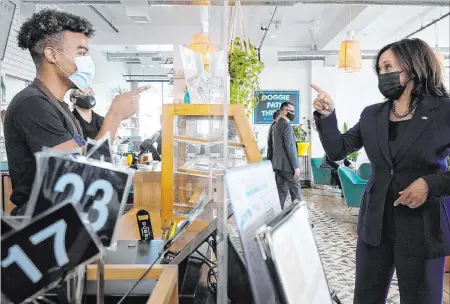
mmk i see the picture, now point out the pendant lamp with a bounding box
[188,33,217,72]
[188,5,217,72]
[338,30,362,72]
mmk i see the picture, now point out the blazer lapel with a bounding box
[376,102,393,167]
[392,97,439,165]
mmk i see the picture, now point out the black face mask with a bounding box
[286,112,295,122]
[378,71,408,100]
[75,95,96,109]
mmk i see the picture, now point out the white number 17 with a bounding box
[1,220,68,283]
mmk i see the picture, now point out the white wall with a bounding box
[256,48,382,167]
[310,59,383,166]
[87,48,130,116]
[254,47,312,154]
[1,0,35,85]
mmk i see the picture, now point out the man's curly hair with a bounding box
[18,9,95,69]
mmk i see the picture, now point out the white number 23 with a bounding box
[54,173,113,232]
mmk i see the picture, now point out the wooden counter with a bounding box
[133,171,161,212]
[86,264,179,304]
[1,174,15,214]
[115,207,210,252]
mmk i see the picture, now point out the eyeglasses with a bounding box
[285,109,295,114]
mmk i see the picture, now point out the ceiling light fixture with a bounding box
[188,4,217,72]
[338,30,362,72]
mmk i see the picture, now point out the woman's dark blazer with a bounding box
[314,96,450,259]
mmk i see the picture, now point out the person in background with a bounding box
[266,109,281,163]
[271,102,301,208]
[70,88,104,140]
[320,154,352,194]
[3,9,150,215]
[312,38,450,303]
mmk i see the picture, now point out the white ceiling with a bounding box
[22,3,449,77]
[47,3,449,48]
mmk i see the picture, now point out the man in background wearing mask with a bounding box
[271,102,301,208]
[71,88,104,140]
[3,9,150,214]
[266,109,280,164]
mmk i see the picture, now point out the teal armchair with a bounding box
[357,163,372,180]
[338,167,367,219]
[311,158,332,186]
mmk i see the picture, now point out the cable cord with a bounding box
[188,256,217,295]
[116,250,164,304]
[118,237,219,302]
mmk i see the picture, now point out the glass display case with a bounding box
[161,104,262,223]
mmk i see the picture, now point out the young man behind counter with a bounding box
[3,9,150,215]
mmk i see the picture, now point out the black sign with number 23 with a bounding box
[31,155,132,247]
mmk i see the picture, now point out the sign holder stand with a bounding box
[73,267,85,304]
[96,258,105,304]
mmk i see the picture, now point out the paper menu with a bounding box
[226,162,281,231]
[268,205,333,304]
[225,162,283,304]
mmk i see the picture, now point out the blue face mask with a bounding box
[52,48,96,91]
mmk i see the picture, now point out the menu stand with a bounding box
[96,258,105,304]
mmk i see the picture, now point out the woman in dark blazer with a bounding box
[312,38,450,304]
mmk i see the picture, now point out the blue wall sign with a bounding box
[253,90,300,125]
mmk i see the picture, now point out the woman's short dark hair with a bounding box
[18,9,95,69]
[374,38,449,98]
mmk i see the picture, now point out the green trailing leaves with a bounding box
[229,37,264,116]
[343,121,359,161]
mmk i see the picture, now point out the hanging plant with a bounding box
[229,38,264,116]
[228,1,264,116]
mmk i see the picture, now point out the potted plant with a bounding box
[343,122,359,162]
[229,37,264,116]
[293,117,311,156]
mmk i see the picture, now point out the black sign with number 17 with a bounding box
[1,203,101,304]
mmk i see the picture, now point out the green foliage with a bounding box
[293,117,311,142]
[343,121,359,161]
[343,121,349,132]
[229,37,264,116]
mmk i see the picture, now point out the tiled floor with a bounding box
[304,187,450,304]
[305,194,399,303]
[229,187,449,304]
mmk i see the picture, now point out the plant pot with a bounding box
[297,142,310,156]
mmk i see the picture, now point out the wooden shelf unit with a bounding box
[161,104,262,224]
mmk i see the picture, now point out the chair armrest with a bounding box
[353,182,368,187]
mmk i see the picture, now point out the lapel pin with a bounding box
[422,116,428,120]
